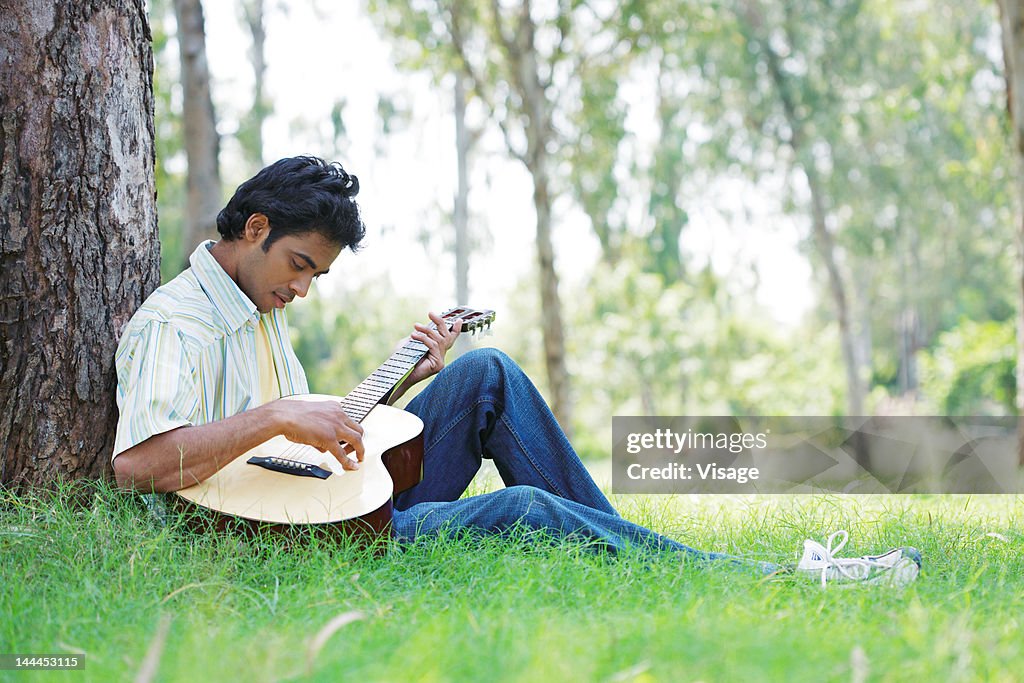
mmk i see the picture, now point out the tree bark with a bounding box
[240,0,267,170]
[173,0,220,267]
[803,163,867,419]
[897,223,921,396]
[531,149,572,438]
[0,0,159,487]
[742,0,866,417]
[513,1,573,438]
[996,0,1024,465]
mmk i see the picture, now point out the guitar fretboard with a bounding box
[333,307,494,423]
[338,338,432,422]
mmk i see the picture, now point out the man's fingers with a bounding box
[339,412,364,437]
[326,440,360,471]
[429,312,462,348]
[427,311,446,335]
[278,400,366,470]
[413,323,442,342]
[412,329,441,354]
[335,423,365,461]
[427,312,460,341]
[340,440,364,462]
[315,401,364,466]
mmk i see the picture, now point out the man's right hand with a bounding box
[269,398,365,470]
[112,397,367,494]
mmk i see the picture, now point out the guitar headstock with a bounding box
[439,306,496,336]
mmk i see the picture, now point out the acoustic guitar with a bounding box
[174,306,496,540]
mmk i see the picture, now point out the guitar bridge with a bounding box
[247,455,332,479]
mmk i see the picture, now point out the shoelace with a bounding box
[807,530,873,587]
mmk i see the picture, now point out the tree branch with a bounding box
[446,0,529,164]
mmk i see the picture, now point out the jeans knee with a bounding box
[498,485,554,510]
[448,347,522,394]
[453,347,514,374]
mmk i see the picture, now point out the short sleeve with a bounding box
[112,321,200,460]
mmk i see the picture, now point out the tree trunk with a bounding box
[173,0,221,267]
[515,2,573,438]
[897,222,921,396]
[996,0,1024,465]
[0,0,159,487]
[240,0,267,170]
[740,0,869,464]
[649,52,685,284]
[804,165,871,466]
[804,164,867,419]
[446,0,573,433]
[452,71,472,358]
[743,0,867,428]
[454,72,471,309]
[532,152,572,438]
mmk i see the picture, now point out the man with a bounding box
[113,156,920,584]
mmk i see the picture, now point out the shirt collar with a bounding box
[189,240,261,333]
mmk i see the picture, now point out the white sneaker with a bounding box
[796,530,921,587]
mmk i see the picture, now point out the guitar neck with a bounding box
[335,307,495,422]
[338,338,432,422]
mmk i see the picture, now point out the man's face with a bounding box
[237,229,342,313]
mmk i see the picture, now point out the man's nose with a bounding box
[290,276,313,298]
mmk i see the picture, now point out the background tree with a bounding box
[453,72,472,313]
[453,0,573,433]
[238,0,269,171]
[731,0,868,419]
[0,0,159,486]
[370,0,642,435]
[173,0,221,267]
[149,0,187,284]
[365,1,488,355]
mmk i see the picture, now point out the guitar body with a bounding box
[171,307,495,544]
[175,397,424,540]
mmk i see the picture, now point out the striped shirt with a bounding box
[112,241,308,459]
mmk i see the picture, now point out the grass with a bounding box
[0,477,1021,683]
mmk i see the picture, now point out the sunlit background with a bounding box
[150,0,1017,458]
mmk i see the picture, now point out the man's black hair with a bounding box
[216,155,366,251]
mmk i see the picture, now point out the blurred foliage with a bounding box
[562,257,846,458]
[918,318,1016,415]
[586,0,1016,412]
[287,284,430,397]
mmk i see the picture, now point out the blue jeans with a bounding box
[391,348,715,560]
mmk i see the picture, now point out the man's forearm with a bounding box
[112,404,282,494]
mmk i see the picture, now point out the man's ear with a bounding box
[243,213,270,244]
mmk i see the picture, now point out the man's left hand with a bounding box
[403,311,462,389]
